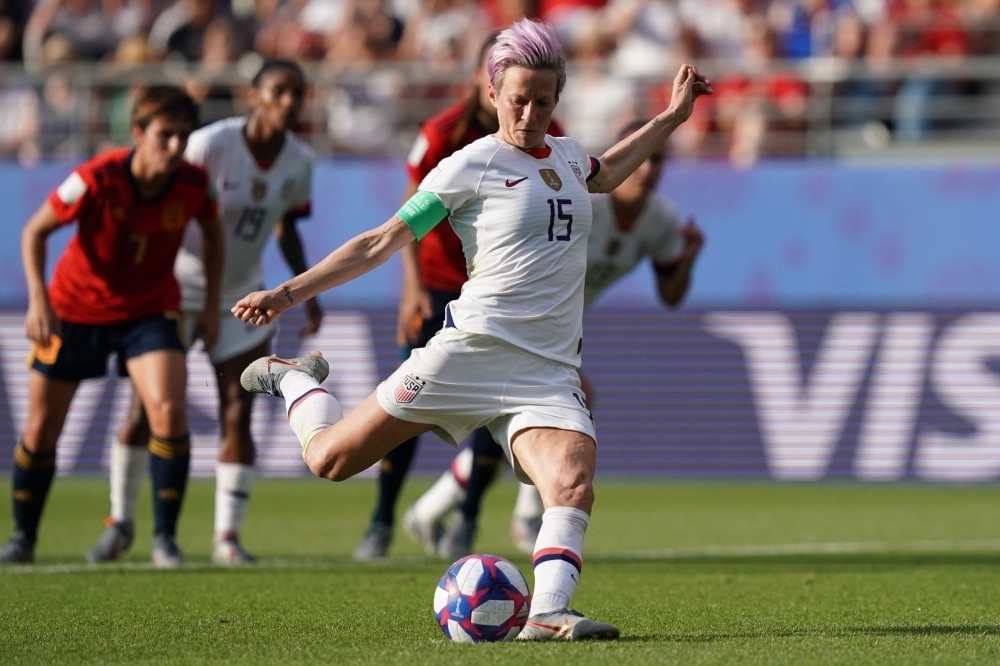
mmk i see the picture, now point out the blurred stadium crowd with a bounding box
[1,0,999,162]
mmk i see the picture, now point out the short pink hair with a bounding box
[487,19,566,97]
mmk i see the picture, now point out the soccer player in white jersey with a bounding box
[234,19,710,639]
[88,60,322,566]
[406,119,705,558]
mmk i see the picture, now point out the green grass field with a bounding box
[3,477,1000,664]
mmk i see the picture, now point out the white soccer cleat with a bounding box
[402,507,444,556]
[212,532,256,565]
[516,608,620,641]
[510,516,542,556]
[240,353,329,397]
[151,534,185,569]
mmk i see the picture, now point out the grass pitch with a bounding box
[2,478,1000,664]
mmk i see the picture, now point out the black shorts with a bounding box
[29,313,186,382]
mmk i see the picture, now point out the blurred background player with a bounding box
[88,61,320,566]
[352,34,566,561]
[1,86,222,566]
[406,119,705,559]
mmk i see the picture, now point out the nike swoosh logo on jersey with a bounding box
[505,177,528,187]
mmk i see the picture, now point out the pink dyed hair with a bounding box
[487,19,566,97]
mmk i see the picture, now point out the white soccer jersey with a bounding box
[174,117,314,312]
[584,192,685,308]
[419,134,598,367]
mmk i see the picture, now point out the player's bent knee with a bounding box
[146,398,186,436]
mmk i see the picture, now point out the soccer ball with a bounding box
[434,554,531,642]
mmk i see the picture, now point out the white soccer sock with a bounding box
[110,441,148,524]
[411,448,473,524]
[280,371,343,455]
[215,463,254,537]
[512,482,544,520]
[530,506,590,616]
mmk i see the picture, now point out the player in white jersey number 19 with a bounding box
[234,19,710,639]
[88,61,322,567]
[406,119,705,558]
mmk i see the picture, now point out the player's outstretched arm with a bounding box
[194,214,224,347]
[21,201,62,345]
[275,214,324,336]
[656,218,704,308]
[396,179,434,346]
[233,216,417,327]
[589,64,712,194]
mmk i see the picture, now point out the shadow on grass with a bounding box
[641,625,1000,644]
[858,625,1000,637]
[593,552,1000,571]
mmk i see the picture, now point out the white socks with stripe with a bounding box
[280,371,343,455]
[109,441,148,524]
[513,482,544,521]
[412,447,472,524]
[530,506,590,616]
[215,463,253,538]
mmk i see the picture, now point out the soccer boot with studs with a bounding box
[353,522,392,562]
[0,531,34,564]
[516,608,620,641]
[436,514,475,561]
[151,533,185,568]
[240,353,329,397]
[212,532,256,565]
[86,518,134,563]
[402,506,444,556]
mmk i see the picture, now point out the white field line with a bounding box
[4,539,1000,576]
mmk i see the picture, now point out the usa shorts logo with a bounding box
[394,375,425,403]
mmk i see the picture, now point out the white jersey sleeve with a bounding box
[418,143,495,215]
[184,126,212,167]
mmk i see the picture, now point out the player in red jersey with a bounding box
[353,35,565,561]
[0,87,224,566]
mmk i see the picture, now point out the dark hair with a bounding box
[447,34,501,149]
[131,86,199,129]
[252,59,306,88]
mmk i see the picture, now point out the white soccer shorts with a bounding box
[182,310,274,366]
[376,327,597,484]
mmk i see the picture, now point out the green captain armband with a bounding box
[397,190,448,241]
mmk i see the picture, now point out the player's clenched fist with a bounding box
[232,289,289,326]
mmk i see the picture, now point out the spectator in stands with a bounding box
[396,0,476,68]
[680,0,758,60]
[148,0,217,61]
[558,16,639,152]
[326,0,404,64]
[183,18,240,124]
[255,0,331,60]
[0,0,30,61]
[0,81,39,162]
[603,0,706,77]
[878,0,967,141]
[23,0,135,70]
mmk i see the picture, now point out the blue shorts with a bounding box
[29,313,186,382]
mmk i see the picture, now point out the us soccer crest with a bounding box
[539,169,562,191]
[252,179,267,201]
[394,375,425,403]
